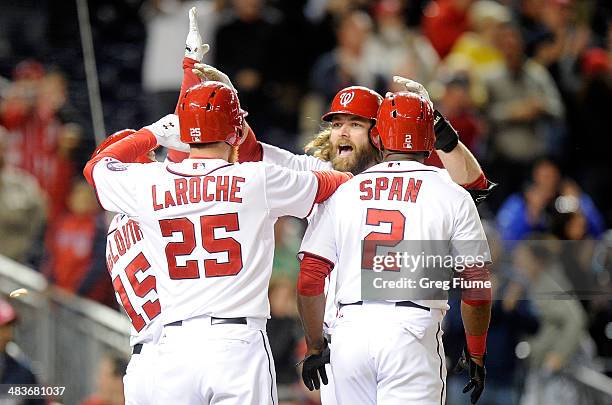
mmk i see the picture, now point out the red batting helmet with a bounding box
[178,81,248,146]
[372,92,435,155]
[321,86,383,122]
[0,299,17,326]
[92,129,155,164]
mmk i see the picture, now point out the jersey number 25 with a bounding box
[159,213,243,279]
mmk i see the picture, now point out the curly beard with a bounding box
[330,141,380,175]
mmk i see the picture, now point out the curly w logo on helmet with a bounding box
[339,91,355,107]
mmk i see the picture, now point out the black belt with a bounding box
[338,301,430,312]
[132,343,143,354]
[166,317,247,327]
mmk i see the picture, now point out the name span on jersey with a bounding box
[152,175,245,211]
[359,176,423,202]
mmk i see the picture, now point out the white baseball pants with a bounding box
[330,302,447,405]
[153,316,277,405]
[320,358,337,404]
[124,343,158,405]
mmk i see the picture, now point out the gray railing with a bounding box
[0,255,130,405]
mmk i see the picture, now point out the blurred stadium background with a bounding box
[0,0,611,404]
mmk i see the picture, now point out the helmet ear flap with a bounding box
[369,124,382,150]
[234,110,247,145]
[235,123,244,144]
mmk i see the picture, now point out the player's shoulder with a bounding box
[97,158,164,174]
[236,160,273,170]
[302,154,333,171]
[431,167,471,199]
[235,160,279,178]
[107,212,135,234]
[406,162,470,199]
[239,160,315,178]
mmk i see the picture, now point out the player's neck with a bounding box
[189,142,232,161]
[383,152,426,163]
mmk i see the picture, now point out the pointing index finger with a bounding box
[189,7,198,31]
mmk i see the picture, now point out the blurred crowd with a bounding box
[0,0,611,403]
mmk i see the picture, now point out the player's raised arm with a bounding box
[166,7,211,163]
[393,76,496,203]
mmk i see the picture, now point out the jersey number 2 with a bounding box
[362,208,405,271]
[159,213,243,279]
[112,253,161,331]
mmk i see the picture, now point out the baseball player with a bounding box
[296,91,492,404]
[83,80,351,404]
[97,8,209,404]
[96,129,159,405]
[194,64,494,403]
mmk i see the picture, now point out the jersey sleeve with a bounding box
[263,163,319,218]
[298,199,338,265]
[261,143,331,171]
[450,194,491,266]
[91,158,145,216]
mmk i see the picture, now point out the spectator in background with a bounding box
[43,179,114,307]
[422,0,474,58]
[531,0,591,91]
[516,0,550,52]
[0,298,45,405]
[304,9,385,140]
[0,63,80,224]
[215,0,281,136]
[550,201,599,294]
[364,0,439,86]
[549,195,612,368]
[513,239,598,405]
[0,126,46,266]
[422,70,484,168]
[484,25,564,199]
[80,352,127,405]
[497,158,604,247]
[309,10,383,105]
[446,0,510,78]
[142,0,221,123]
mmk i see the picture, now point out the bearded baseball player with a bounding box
[296,91,492,404]
[193,64,493,404]
[83,79,351,404]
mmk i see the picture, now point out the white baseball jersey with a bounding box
[300,160,490,310]
[261,142,332,171]
[106,213,162,347]
[261,143,338,404]
[261,143,341,330]
[93,157,319,325]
